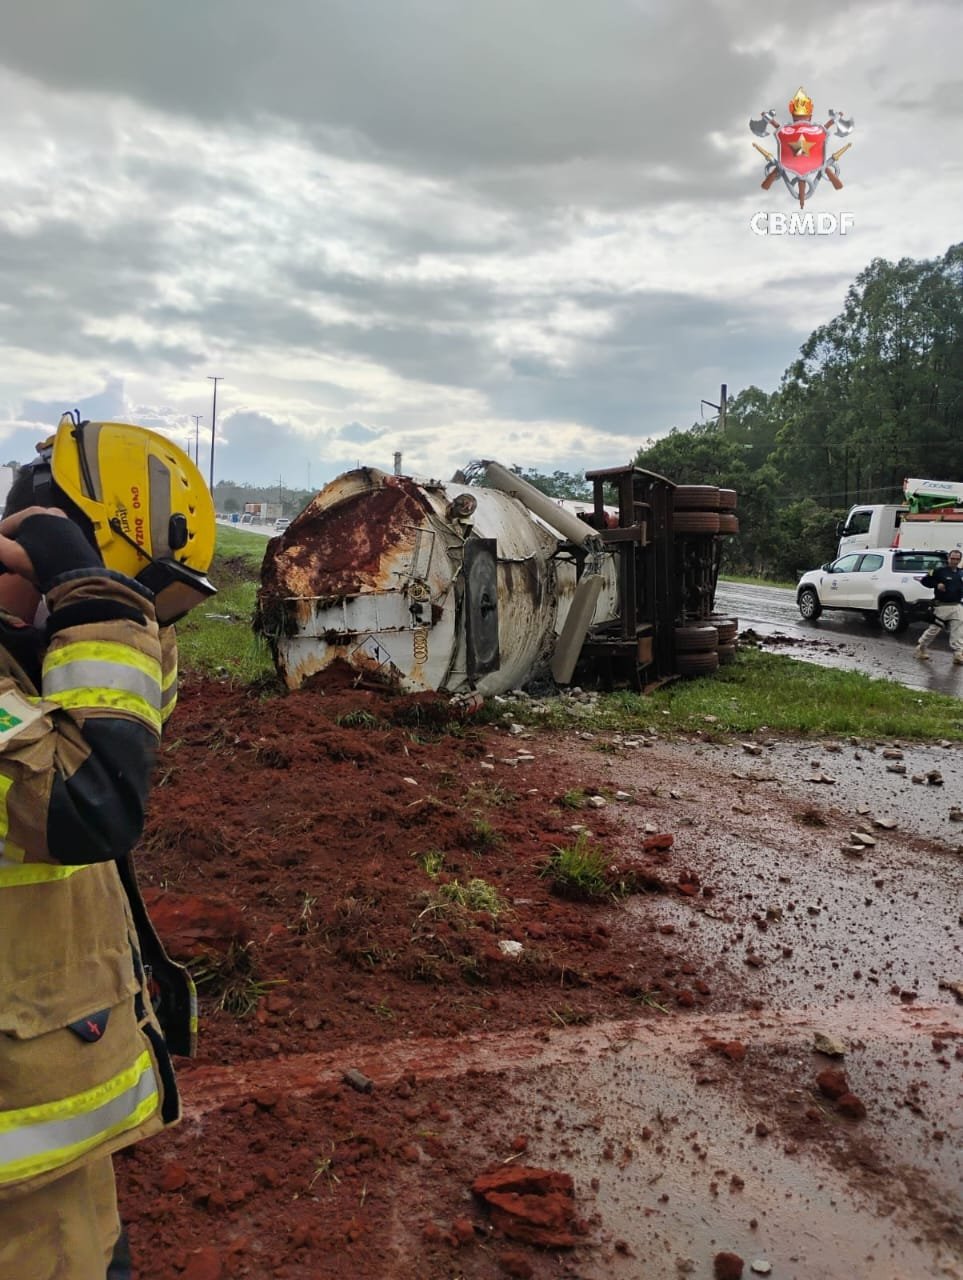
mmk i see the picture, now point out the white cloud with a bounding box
[0,1,958,492]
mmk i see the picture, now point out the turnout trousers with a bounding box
[0,1156,119,1280]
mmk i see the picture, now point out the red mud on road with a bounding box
[118,673,963,1279]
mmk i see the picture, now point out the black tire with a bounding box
[718,514,740,535]
[674,485,721,511]
[878,597,908,634]
[717,643,737,665]
[717,489,738,511]
[708,615,738,644]
[674,624,719,653]
[674,510,721,535]
[676,650,720,676]
[797,587,822,621]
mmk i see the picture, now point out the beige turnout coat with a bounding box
[0,570,191,1196]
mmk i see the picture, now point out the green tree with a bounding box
[509,467,591,500]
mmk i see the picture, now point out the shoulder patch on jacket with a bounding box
[0,689,45,744]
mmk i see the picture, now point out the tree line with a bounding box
[629,241,963,579]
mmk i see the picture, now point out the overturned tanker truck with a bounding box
[255,461,739,695]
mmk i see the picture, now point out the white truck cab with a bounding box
[837,504,906,556]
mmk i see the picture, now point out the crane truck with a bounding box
[836,478,963,557]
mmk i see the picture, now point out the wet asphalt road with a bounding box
[716,580,963,698]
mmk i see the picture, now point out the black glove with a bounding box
[13,513,104,593]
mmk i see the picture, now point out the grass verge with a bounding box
[504,647,963,741]
[174,526,275,682]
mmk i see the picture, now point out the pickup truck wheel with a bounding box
[797,587,822,621]
[878,598,907,634]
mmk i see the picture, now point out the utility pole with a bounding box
[207,376,222,493]
[191,415,202,466]
[700,383,728,430]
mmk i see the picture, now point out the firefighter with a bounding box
[0,416,216,1279]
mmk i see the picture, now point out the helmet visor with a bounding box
[137,558,217,625]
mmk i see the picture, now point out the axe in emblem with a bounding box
[749,109,780,136]
[826,108,855,136]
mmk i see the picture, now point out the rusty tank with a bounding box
[257,462,737,693]
[256,464,619,694]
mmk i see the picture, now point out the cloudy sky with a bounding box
[0,0,959,491]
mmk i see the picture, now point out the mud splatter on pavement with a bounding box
[118,676,963,1278]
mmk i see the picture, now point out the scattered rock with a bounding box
[750,1262,772,1276]
[873,817,897,829]
[342,1068,374,1094]
[816,1068,849,1100]
[837,1092,867,1120]
[887,763,907,775]
[707,1039,747,1062]
[141,889,250,961]
[926,770,944,786]
[882,748,904,760]
[938,979,963,1002]
[849,831,876,846]
[813,1032,846,1058]
[741,743,763,756]
[498,1251,535,1279]
[472,1165,582,1247]
[714,1252,745,1279]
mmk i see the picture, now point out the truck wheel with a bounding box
[674,485,721,511]
[676,650,720,676]
[878,598,907,634]
[673,511,721,535]
[674,624,719,652]
[708,615,738,644]
[797,587,822,621]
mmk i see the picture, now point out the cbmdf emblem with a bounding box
[750,88,854,207]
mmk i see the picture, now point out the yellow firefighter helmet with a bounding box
[46,415,217,623]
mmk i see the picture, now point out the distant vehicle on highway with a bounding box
[796,548,948,634]
[239,513,254,525]
[274,517,290,533]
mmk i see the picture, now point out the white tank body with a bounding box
[258,467,619,694]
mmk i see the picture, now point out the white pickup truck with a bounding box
[796,547,948,634]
